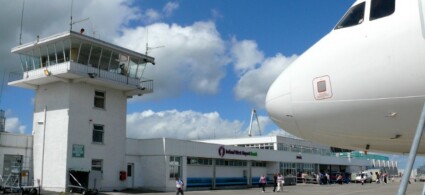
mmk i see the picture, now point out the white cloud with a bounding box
[163,2,179,17]
[231,39,264,75]
[5,117,26,134]
[127,109,244,139]
[0,0,141,73]
[211,9,223,21]
[143,9,162,23]
[115,21,229,100]
[141,2,179,24]
[233,52,297,108]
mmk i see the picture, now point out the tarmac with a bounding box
[100,181,425,195]
[37,180,425,195]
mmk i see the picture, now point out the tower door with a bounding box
[126,163,134,188]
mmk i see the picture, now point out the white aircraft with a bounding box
[265,0,425,154]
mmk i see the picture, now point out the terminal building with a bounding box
[0,31,398,193]
[1,132,398,192]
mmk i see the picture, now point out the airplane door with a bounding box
[126,163,134,188]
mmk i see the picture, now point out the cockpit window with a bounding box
[335,2,365,29]
[370,0,395,21]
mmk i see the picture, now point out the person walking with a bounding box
[336,174,343,185]
[375,172,380,184]
[277,173,284,192]
[301,172,306,184]
[175,176,184,195]
[272,173,278,192]
[383,172,388,184]
[325,172,330,185]
[259,174,267,192]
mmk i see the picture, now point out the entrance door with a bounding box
[126,163,134,188]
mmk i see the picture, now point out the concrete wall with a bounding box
[266,162,280,175]
[33,82,70,191]
[215,166,246,178]
[32,81,128,192]
[252,167,267,178]
[187,165,213,178]
[139,156,167,191]
[67,82,127,191]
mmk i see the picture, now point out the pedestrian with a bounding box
[259,174,267,192]
[325,172,330,185]
[383,172,388,184]
[375,172,380,184]
[277,173,284,192]
[273,173,278,192]
[319,172,324,185]
[175,176,184,195]
[301,172,306,184]
[336,174,343,185]
[360,172,365,185]
[316,173,320,184]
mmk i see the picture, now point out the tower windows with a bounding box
[94,91,105,109]
[91,159,103,171]
[92,124,104,143]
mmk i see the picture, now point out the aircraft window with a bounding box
[370,0,395,21]
[335,2,365,29]
[317,81,327,92]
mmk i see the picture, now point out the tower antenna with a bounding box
[70,0,73,30]
[19,0,25,45]
[145,29,164,55]
[69,0,89,31]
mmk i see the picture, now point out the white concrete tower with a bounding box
[8,31,155,192]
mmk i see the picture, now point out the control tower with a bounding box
[8,31,155,192]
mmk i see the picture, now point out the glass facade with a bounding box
[237,143,274,150]
[16,34,150,80]
[169,156,181,178]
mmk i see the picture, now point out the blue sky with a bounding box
[0,0,424,169]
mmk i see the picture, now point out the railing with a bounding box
[68,62,140,86]
[8,62,154,92]
[8,72,23,83]
[139,79,154,92]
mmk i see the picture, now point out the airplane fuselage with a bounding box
[266,0,425,154]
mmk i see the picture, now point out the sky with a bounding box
[0,0,424,169]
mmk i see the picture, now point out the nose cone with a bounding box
[266,68,293,119]
[266,68,301,136]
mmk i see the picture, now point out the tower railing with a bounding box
[8,62,153,92]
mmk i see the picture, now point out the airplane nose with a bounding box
[265,68,293,120]
[265,67,303,137]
